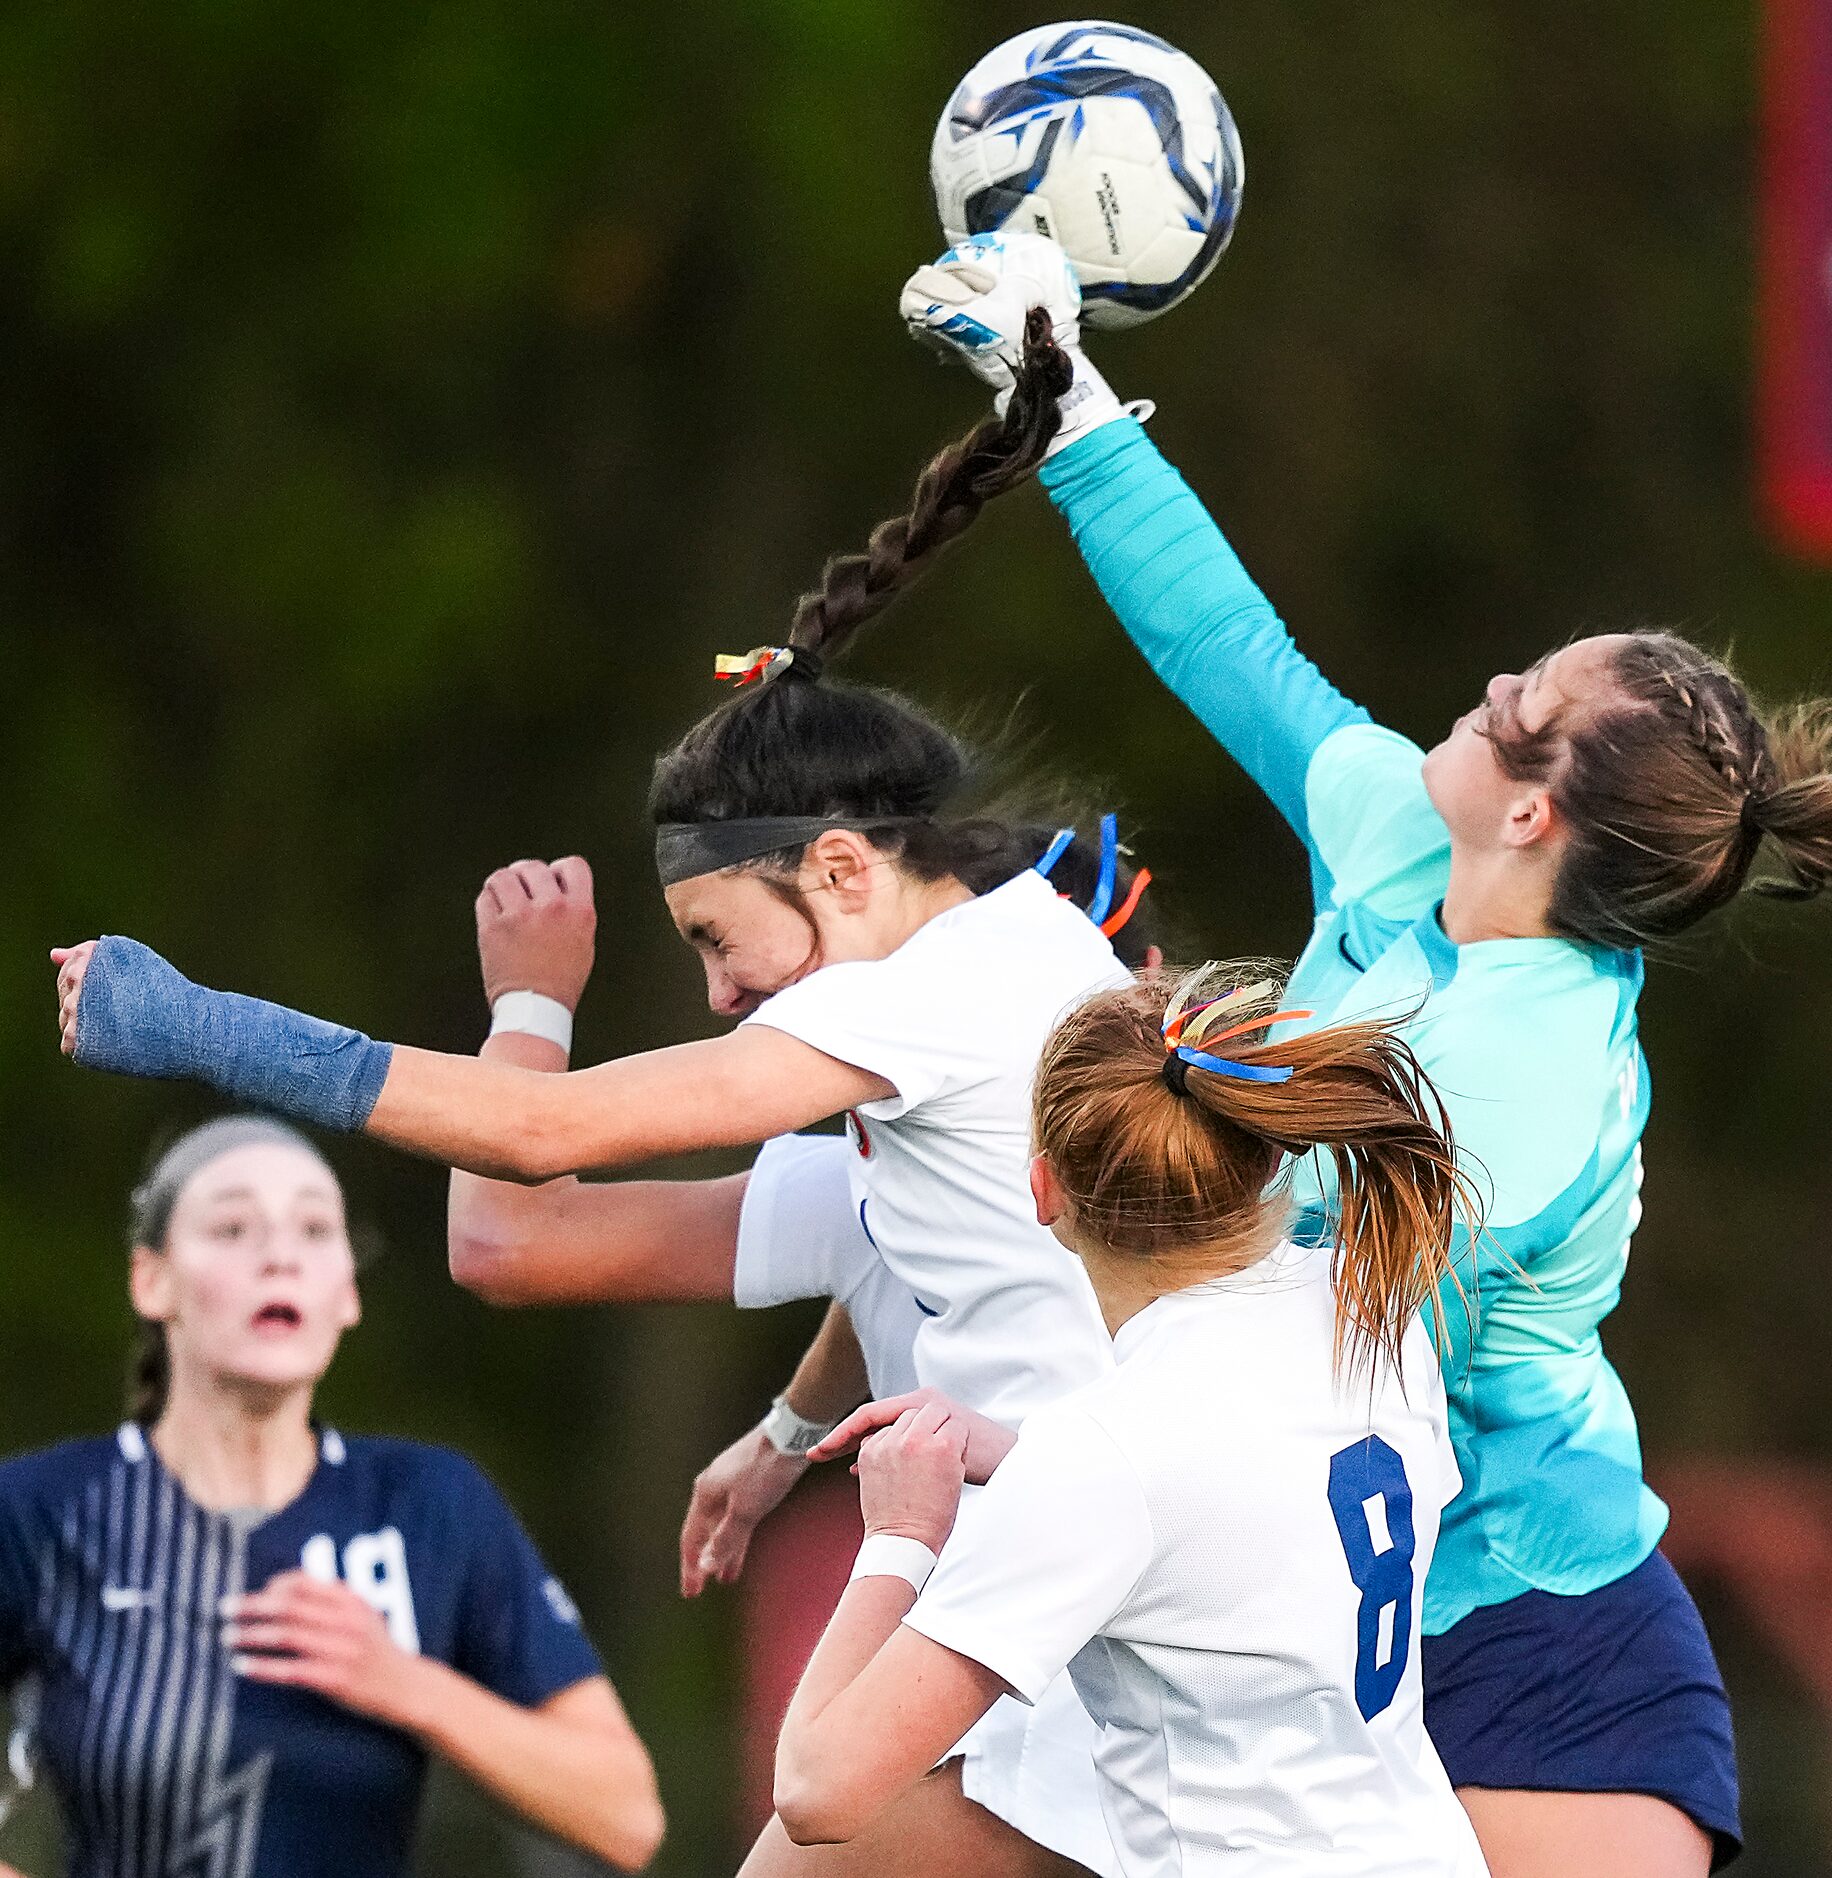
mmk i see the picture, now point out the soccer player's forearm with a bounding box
[447,1031,590,1291]
[409,1669,665,1871]
[783,1303,871,1427]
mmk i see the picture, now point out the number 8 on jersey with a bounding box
[1328,1437,1418,1721]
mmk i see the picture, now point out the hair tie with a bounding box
[713,645,821,688]
[1159,981,1313,1090]
[1740,790,1767,837]
[1166,1042,1297,1086]
[1033,816,1152,937]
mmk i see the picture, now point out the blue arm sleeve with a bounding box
[72,937,393,1134]
[1040,421,1369,849]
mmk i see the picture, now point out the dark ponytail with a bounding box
[649,312,1078,893]
[126,1323,171,1429]
[1033,964,1479,1380]
[1753,700,1832,903]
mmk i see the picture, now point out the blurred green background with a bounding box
[4,0,1830,1870]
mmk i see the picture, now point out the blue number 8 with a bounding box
[1327,1437,1416,1721]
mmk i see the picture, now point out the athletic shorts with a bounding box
[1422,1550,1741,1869]
[953,1673,1119,1877]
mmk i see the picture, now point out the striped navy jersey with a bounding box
[0,1425,601,1878]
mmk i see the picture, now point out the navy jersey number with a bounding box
[1327,1437,1417,1720]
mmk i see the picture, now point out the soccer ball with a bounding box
[930,21,1243,331]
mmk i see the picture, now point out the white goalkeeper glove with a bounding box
[899,231,1142,456]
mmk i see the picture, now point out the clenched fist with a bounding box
[50,940,99,1055]
[476,858,596,1011]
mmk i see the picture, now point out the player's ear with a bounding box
[801,829,881,912]
[129,1245,175,1325]
[1503,783,1559,852]
[1030,1154,1067,1227]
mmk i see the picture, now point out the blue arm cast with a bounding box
[73,936,393,1133]
[1039,420,1368,846]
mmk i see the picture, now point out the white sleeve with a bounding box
[740,954,965,1120]
[734,1134,926,1398]
[733,1134,863,1308]
[904,1405,1152,1705]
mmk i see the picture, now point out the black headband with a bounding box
[654,815,926,887]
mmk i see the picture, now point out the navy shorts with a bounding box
[1422,1550,1741,1868]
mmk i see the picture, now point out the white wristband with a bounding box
[759,1394,835,1458]
[489,991,575,1054]
[849,1533,939,1594]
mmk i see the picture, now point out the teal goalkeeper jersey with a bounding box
[1041,421,1669,1632]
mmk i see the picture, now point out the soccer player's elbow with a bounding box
[446,1231,532,1307]
[772,1765,860,1846]
[601,1791,666,1870]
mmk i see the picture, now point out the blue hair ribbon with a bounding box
[1033,826,1076,881]
[1085,813,1120,927]
[1170,1045,1295,1084]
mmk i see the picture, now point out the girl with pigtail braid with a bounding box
[56,314,1157,1878]
[774,965,1489,1876]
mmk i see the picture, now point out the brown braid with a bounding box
[786,308,1073,659]
[1651,663,1769,800]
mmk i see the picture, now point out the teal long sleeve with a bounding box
[1040,421,1368,853]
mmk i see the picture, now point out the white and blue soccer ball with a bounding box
[930,21,1244,331]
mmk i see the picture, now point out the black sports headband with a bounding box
[654,816,926,888]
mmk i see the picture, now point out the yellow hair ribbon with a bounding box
[714,646,791,687]
[1174,979,1278,1049]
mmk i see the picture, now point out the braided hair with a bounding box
[1487,630,1832,949]
[649,311,1086,898]
[783,308,1072,659]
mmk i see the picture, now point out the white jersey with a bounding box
[743,869,1128,1426]
[734,1132,923,1399]
[907,1243,1489,1878]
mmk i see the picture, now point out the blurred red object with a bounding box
[1658,1458,1832,1711]
[737,1466,862,1842]
[1759,0,1832,556]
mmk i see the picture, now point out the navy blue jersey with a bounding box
[0,1425,601,1878]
